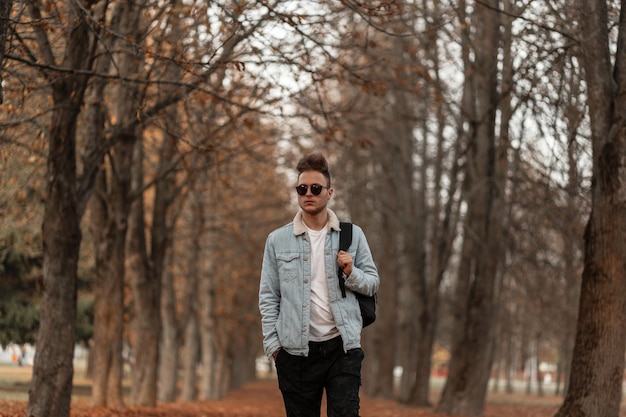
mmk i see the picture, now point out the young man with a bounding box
[259,152,380,417]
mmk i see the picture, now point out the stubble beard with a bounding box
[301,203,326,217]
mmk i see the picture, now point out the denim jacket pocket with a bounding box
[276,252,300,282]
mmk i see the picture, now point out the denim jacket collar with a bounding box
[293,208,341,236]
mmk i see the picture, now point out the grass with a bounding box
[0,365,94,401]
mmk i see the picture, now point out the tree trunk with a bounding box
[26,1,92,416]
[0,0,13,103]
[127,137,162,407]
[402,115,437,407]
[89,170,126,408]
[436,0,503,415]
[360,208,397,399]
[213,338,231,398]
[343,144,399,400]
[555,3,626,415]
[198,321,217,400]
[152,103,185,404]
[88,0,147,404]
[157,10,188,400]
[504,329,514,394]
[136,123,178,406]
[84,18,118,405]
[158,250,179,402]
[181,188,204,401]
[199,247,217,400]
[98,0,158,407]
[180,314,199,401]
[28,118,81,417]
[379,76,420,404]
[558,52,584,398]
[354,141,404,400]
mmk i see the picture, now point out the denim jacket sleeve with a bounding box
[259,231,282,359]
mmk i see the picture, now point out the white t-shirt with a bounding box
[305,224,339,341]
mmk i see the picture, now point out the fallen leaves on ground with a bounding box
[0,380,561,417]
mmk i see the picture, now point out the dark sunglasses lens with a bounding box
[310,185,323,195]
[295,184,325,196]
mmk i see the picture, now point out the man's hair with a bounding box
[296,152,331,187]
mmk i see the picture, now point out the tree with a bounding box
[555,1,626,416]
[87,0,143,405]
[22,0,101,415]
[436,0,507,414]
[0,0,12,103]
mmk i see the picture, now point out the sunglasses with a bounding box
[295,184,329,196]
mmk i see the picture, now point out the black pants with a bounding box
[275,336,364,417]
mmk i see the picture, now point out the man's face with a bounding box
[297,170,332,216]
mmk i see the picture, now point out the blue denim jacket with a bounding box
[259,209,380,358]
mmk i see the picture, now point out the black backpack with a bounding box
[337,222,377,328]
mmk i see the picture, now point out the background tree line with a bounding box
[0,1,624,417]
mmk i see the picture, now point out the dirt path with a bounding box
[83,379,560,417]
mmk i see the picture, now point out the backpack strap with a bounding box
[339,221,352,251]
[338,222,353,298]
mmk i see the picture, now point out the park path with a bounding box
[0,379,561,417]
[73,379,558,417]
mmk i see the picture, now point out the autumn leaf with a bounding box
[0,380,567,417]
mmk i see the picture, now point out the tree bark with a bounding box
[89,169,126,408]
[180,188,204,401]
[180,314,199,401]
[156,10,187,400]
[154,100,185,406]
[127,137,162,407]
[555,2,626,416]
[159,250,180,402]
[0,0,13,104]
[344,146,399,400]
[137,112,179,407]
[25,1,94,416]
[87,0,140,405]
[557,49,585,398]
[198,264,217,400]
[436,0,503,415]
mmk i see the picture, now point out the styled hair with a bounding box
[296,152,331,187]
